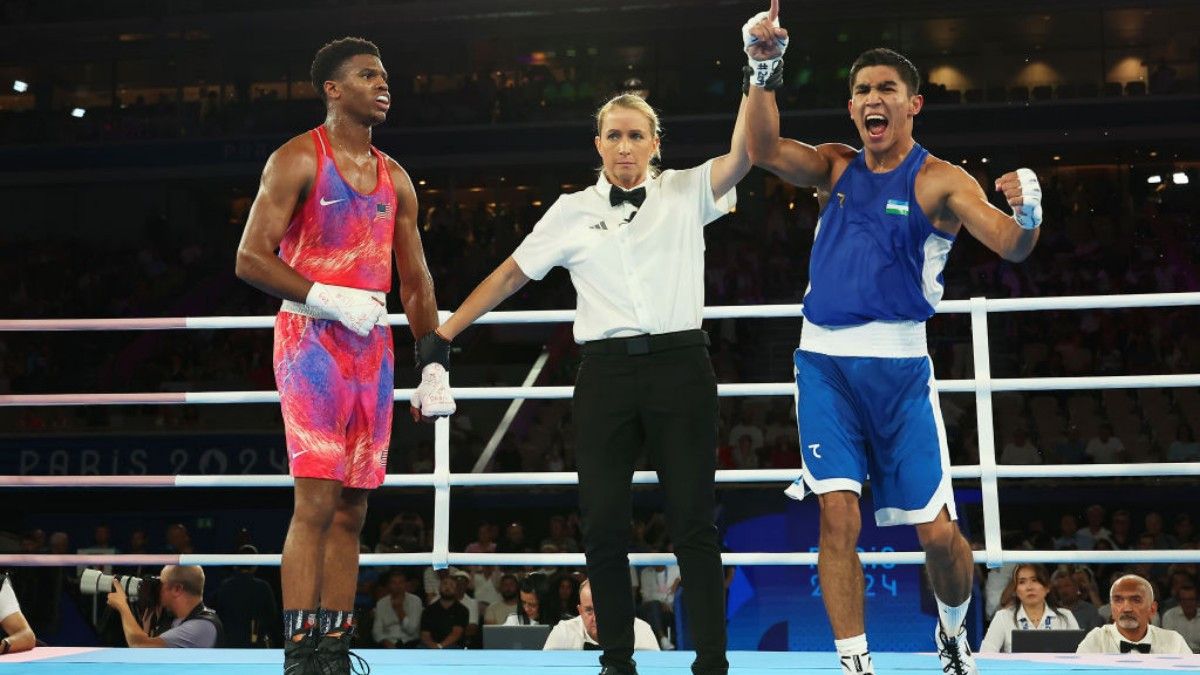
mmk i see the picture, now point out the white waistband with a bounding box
[280,290,388,325]
[799,318,928,358]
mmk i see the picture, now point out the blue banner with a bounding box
[0,433,289,476]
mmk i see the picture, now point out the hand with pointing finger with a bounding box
[743,0,789,90]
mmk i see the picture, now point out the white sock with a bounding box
[835,634,873,674]
[937,596,970,635]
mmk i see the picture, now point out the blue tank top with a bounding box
[802,143,955,327]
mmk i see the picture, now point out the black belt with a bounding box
[580,329,709,356]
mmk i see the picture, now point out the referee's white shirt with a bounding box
[541,614,660,651]
[1076,623,1193,655]
[512,160,736,343]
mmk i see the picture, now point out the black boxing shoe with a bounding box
[599,668,639,675]
[283,633,321,675]
[315,630,370,675]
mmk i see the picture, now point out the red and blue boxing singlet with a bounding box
[272,125,397,489]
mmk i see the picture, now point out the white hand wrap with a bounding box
[411,363,456,418]
[1012,167,1043,230]
[305,282,386,337]
[742,11,787,88]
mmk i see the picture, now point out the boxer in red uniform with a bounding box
[235,36,454,675]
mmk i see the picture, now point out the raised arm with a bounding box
[742,1,836,188]
[709,95,751,199]
[234,138,316,302]
[437,257,530,341]
[389,160,440,338]
[945,166,1041,262]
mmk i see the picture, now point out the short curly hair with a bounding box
[310,37,381,102]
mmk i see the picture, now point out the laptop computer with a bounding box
[1010,629,1089,653]
[482,624,553,650]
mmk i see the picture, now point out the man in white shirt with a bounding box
[1161,586,1199,653]
[544,580,659,651]
[1077,574,1191,655]
[1084,424,1126,464]
[371,569,422,648]
[999,429,1041,465]
[638,560,681,650]
[0,574,36,655]
[1074,504,1114,551]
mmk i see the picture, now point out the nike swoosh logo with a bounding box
[319,197,346,206]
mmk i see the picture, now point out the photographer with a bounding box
[1,573,37,655]
[107,565,224,648]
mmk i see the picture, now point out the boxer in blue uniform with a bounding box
[743,15,1043,675]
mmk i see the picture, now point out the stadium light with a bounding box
[1172,172,1189,185]
[1146,175,1162,185]
[71,107,86,118]
[13,80,28,92]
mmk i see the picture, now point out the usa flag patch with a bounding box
[375,202,393,220]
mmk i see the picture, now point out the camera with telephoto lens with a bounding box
[80,569,163,614]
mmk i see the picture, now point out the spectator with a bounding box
[464,521,497,573]
[419,576,467,650]
[551,575,582,621]
[543,580,659,651]
[541,515,580,554]
[483,574,519,626]
[1051,424,1086,464]
[1110,510,1134,550]
[211,545,280,648]
[496,522,533,555]
[1174,514,1197,548]
[372,569,422,649]
[980,564,1078,653]
[1085,424,1126,464]
[637,552,680,651]
[0,573,36,655]
[1052,569,1104,631]
[1167,424,1200,462]
[1076,504,1114,550]
[1144,512,1179,550]
[1053,514,1085,550]
[1000,428,1042,464]
[731,434,761,469]
[1077,575,1190,654]
[1161,585,1200,653]
[726,407,763,452]
[450,570,480,648]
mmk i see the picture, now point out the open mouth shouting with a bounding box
[865,113,888,140]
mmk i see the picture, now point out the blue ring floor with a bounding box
[3,649,1199,675]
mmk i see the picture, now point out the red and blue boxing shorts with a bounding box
[273,312,394,489]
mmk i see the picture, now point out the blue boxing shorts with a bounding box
[784,348,955,527]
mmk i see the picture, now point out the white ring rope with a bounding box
[4,374,1200,407]
[2,293,1198,572]
[1,292,1198,332]
[3,549,1200,569]
[3,463,1200,490]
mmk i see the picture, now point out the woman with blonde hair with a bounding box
[433,59,758,672]
[980,563,1079,652]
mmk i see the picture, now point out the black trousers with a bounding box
[573,330,728,675]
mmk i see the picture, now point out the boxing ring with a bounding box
[2,293,1200,673]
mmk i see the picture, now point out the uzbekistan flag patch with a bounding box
[885,199,909,216]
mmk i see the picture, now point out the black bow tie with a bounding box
[1120,640,1151,654]
[610,185,646,208]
